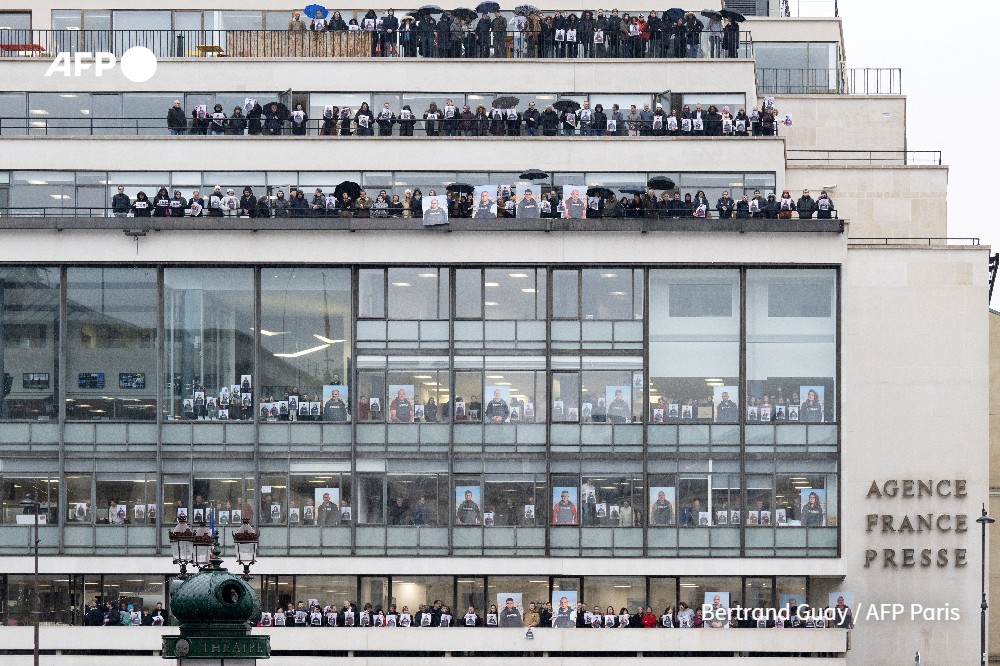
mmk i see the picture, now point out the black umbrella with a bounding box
[665,7,685,22]
[700,9,722,20]
[446,182,475,194]
[263,101,290,120]
[515,4,540,15]
[720,8,746,22]
[552,99,581,113]
[334,180,361,200]
[647,176,676,190]
[587,186,615,199]
[476,1,500,13]
[417,4,444,15]
[519,169,548,180]
[452,7,477,21]
[494,95,520,109]
[620,186,647,195]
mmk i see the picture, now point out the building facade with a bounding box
[0,2,988,665]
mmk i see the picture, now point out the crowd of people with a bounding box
[81,599,168,626]
[167,99,784,138]
[254,596,852,632]
[111,185,834,220]
[280,8,744,59]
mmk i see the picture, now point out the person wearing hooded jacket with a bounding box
[816,190,835,219]
[355,103,375,136]
[246,101,263,135]
[227,107,247,135]
[220,189,239,217]
[398,105,416,136]
[271,190,290,217]
[540,105,560,136]
[131,191,152,217]
[716,191,735,219]
[475,14,492,57]
[152,188,171,217]
[376,103,396,136]
[206,186,224,217]
[326,11,347,30]
[262,102,286,136]
[208,104,227,135]
[168,189,187,217]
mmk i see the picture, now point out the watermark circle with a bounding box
[119,46,157,83]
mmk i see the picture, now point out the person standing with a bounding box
[111,186,130,217]
[167,100,186,135]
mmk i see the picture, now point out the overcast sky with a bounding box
[830,0,1000,302]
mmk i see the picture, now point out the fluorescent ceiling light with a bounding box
[27,180,48,185]
[508,273,529,278]
[601,273,618,278]
[273,343,330,358]
[610,291,626,296]
[412,375,432,379]
[521,288,536,293]
[417,273,436,278]
[391,282,411,287]
[313,334,345,344]
[80,109,90,114]
[259,329,288,337]
[59,94,78,98]
[485,282,500,287]
[485,301,498,306]
[30,109,48,115]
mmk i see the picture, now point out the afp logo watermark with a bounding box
[45,46,157,83]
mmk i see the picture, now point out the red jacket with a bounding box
[641,613,657,628]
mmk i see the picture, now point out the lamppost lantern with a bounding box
[232,517,260,580]
[168,515,194,576]
[191,521,215,568]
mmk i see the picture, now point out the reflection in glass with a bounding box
[0,267,59,420]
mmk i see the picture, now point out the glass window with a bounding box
[11,172,75,213]
[584,576,646,614]
[163,269,254,422]
[95,475,156,525]
[647,474,677,527]
[284,473,351,527]
[454,477,483,526]
[676,474,709,528]
[649,578,678,616]
[260,268,351,420]
[388,268,447,320]
[550,476,580,526]
[581,476,642,527]
[483,476,546,526]
[489,576,549,611]
[553,270,579,319]
[387,474,447,526]
[191,476,255,532]
[162,476,189,525]
[747,269,836,423]
[373,362,449,423]
[0,12,31,29]
[551,372,579,423]
[678,577,741,613]
[581,369,641,424]
[0,267,59,420]
[204,10,263,30]
[456,577,486,617]
[776,474,834,527]
[455,269,482,319]
[1,476,58,525]
[649,270,740,425]
[123,95,179,136]
[484,268,545,320]
[392,575,453,616]
[357,474,384,525]
[102,574,166,617]
[66,268,157,421]
[358,269,385,319]
[360,577,388,613]
[294,575,356,611]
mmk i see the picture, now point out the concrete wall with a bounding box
[991,311,1000,661]
[0,59,759,102]
[785,166,948,239]
[767,95,905,154]
[842,245,989,665]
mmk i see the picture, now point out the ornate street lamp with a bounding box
[191,521,215,569]
[977,504,995,666]
[168,515,194,577]
[232,517,260,580]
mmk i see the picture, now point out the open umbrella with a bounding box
[303,4,329,19]
[700,9,722,20]
[475,1,501,13]
[647,176,676,190]
[519,169,548,180]
[552,99,581,113]
[446,182,475,194]
[515,4,541,15]
[620,186,647,195]
[417,4,444,15]
[452,7,478,21]
[720,8,746,22]
[494,95,520,109]
[334,180,361,200]
[587,186,615,199]
[665,7,685,22]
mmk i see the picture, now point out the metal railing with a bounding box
[757,68,901,95]
[0,28,753,60]
[0,115,782,137]
[848,237,980,246]
[780,0,840,17]
[787,150,942,166]
[0,213,845,234]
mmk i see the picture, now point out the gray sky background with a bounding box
[829,0,1000,301]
